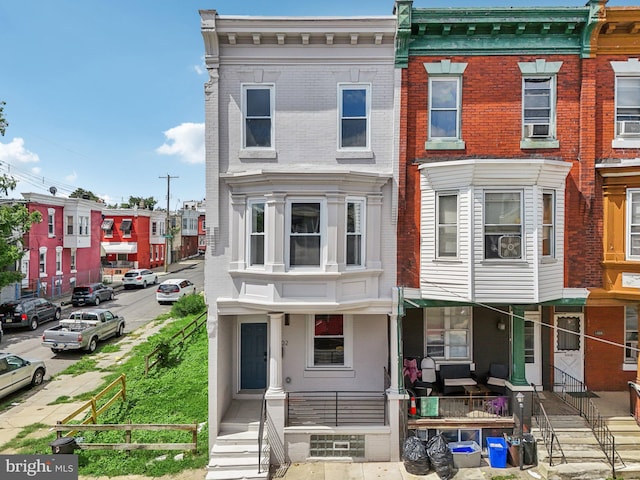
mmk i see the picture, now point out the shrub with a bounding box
[171,294,206,317]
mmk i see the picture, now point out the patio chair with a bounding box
[486,363,509,394]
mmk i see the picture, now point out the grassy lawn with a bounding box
[0,296,209,477]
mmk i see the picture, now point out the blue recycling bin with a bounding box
[486,437,508,468]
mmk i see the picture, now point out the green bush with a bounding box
[171,293,206,317]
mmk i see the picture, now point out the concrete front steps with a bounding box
[534,414,640,479]
[206,420,269,480]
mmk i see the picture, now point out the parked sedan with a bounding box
[122,269,158,289]
[156,278,196,304]
[0,352,46,399]
[0,298,62,330]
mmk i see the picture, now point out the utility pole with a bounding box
[159,174,179,272]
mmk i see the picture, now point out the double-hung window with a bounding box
[288,201,322,267]
[39,247,47,276]
[249,200,265,266]
[152,222,157,236]
[627,189,640,260]
[47,208,55,237]
[243,85,273,149]
[436,193,458,258]
[425,307,471,361]
[625,306,639,364]
[66,215,74,235]
[484,191,522,260]
[55,247,63,274]
[522,77,554,139]
[309,314,352,368]
[542,191,555,257]
[615,77,640,138]
[346,199,365,267]
[339,84,369,149]
[424,61,467,150]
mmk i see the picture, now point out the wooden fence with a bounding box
[144,311,207,375]
[59,374,126,436]
[53,422,198,453]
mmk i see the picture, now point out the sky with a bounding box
[1,0,638,209]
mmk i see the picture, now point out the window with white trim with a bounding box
[429,77,461,140]
[55,247,63,274]
[101,218,114,237]
[249,200,265,266]
[70,248,77,271]
[522,77,555,139]
[78,216,89,236]
[346,199,365,267]
[484,191,523,260]
[436,193,458,258]
[120,219,132,238]
[425,307,471,361]
[152,222,157,236]
[39,247,47,276]
[625,306,639,364]
[47,208,55,237]
[615,77,640,138]
[243,85,273,148]
[288,201,322,267]
[542,191,555,257]
[339,84,370,149]
[66,215,74,235]
[627,189,640,260]
[308,314,352,368]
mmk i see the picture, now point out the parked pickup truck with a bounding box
[41,309,125,354]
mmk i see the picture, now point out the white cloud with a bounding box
[193,56,206,75]
[156,122,204,165]
[65,171,78,183]
[0,137,40,164]
[31,166,41,175]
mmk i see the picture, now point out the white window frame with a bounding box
[522,75,556,140]
[346,198,365,268]
[47,208,55,238]
[627,189,640,260]
[242,84,274,150]
[55,246,63,275]
[247,199,266,268]
[625,306,639,365]
[39,246,47,277]
[542,191,555,258]
[102,218,114,237]
[338,83,370,150]
[615,76,640,139]
[66,215,74,235]
[424,307,472,361]
[152,222,157,236]
[70,248,77,272]
[484,190,523,261]
[121,219,133,238]
[428,76,462,141]
[286,199,325,269]
[436,192,458,258]
[306,314,353,369]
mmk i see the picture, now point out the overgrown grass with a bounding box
[1,305,209,477]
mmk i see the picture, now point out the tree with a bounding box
[69,187,101,202]
[127,196,157,210]
[0,103,42,288]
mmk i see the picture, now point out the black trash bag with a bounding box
[522,433,538,466]
[402,434,430,475]
[426,433,455,480]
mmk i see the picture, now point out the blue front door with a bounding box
[240,323,267,390]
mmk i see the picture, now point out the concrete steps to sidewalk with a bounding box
[206,421,268,480]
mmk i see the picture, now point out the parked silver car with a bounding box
[71,283,115,307]
[0,352,46,399]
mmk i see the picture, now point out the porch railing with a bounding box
[554,367,625,476]
[408,394,512,419]
[532,384,566,467]
[286,391,386,427]
[629,381,640,425]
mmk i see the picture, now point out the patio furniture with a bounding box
[486,363,509,394]
[439,364,477,395]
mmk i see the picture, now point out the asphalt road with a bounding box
[0,259,204,381]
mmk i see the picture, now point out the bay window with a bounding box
[346,199,364,267]
[436,193,458,258]
[484,191,522,260]
[249,201,265,266]
[289,201,322,267]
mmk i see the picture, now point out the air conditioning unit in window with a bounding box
[617,121,640,136]
[498,235,522,259]
[524,123,550,138]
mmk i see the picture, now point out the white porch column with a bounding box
[388,312,401,395]
[267,312,284,394]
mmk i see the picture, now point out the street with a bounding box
[0,259,204,382]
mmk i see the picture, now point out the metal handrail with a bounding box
[554,367,625,476]
[629,381,640,424]
[531,384,566,466]
[257,390,268,474]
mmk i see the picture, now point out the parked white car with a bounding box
[156,278,196,304]
[0,352,46,399]
[123,269,158,289]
